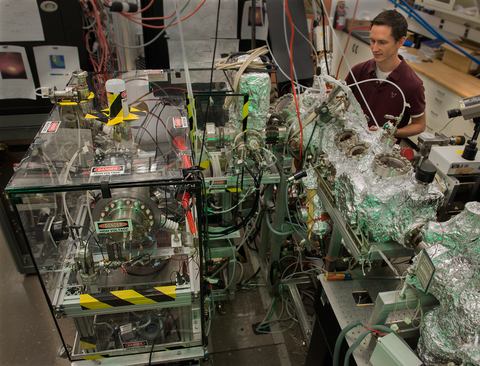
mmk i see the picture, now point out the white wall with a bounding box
[341,0,395,20]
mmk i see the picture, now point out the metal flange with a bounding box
[346,142,370,159]
[335,129,358,150]
[372,153,412,178]
[274,94,296,122]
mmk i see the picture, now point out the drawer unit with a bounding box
[425,96,452,135]
[425,80,463,111]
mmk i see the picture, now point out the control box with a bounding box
[429,145,480,175]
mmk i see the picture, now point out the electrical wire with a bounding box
[112,0,191,49]
[119,0,205,30]
[197,0,221,168]
[336,0,359,78]
[283,0,304,167]
[318,0,381,128]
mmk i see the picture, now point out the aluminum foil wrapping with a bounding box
[416,284,480,365]
[229,72,270,132]
[421,201,480,266]
[318,53,333,77]
[311,194,329,237]
[300,76,445,246]
[410,214,480,365]
[301,76,329,111]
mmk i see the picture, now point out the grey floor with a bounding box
[0,225,312,366]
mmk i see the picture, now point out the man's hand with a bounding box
[369,126,378,131]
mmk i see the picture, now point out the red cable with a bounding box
[284,0,303,168]
[336,0,360,79]
[173,136,196,235]
[121,0,206,29]
[125,0,154,16]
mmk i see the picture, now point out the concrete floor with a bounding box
[0,224,312,366]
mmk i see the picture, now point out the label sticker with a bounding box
[41,121,61,133]
[455,167,474,175]
[173,117,188,128]
[122,340,148,349]
[144,69,168,82]
[95,219,133,233]
[416,249,436,294]
[90,166,125,176]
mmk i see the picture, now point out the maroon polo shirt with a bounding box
[344,56,425,132]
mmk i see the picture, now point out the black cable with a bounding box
[321,6,330,76]
[148,311,171,366]
[125,258,171,276]
[209,165,263,236]
[197,0,221,167]
[131,125,167,163]
[155,104,166,159]
[301,120,319,169]
[244,266,261,283]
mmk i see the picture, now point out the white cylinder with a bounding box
[106,79,129,118]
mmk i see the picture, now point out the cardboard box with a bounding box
[345,18,371,32]
[441,38,480,74]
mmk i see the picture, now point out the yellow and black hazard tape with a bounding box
[84,354,111,360]
[108,92,124,118]
[242,95,249,127]
[165,345,187,351]
[79,286,177,310]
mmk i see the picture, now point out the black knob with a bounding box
[462,140,478,161]
[416,162,437,184]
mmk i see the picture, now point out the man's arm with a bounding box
[394,113,426,138]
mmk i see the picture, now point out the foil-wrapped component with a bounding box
[297,75,445,247]
[416,308,463,365]
[421,201,480,266]
[335,167,443,244]
[229,72,270,132]
[410,208,480,365]
[311,194,329,237]
[301,76,329,111]
[317,53,333,77]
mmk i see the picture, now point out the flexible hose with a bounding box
[343,329,371,366]
[265,211,294,236]
[179,192,196,235]
[333,320,366,366]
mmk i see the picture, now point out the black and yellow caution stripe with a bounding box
[84,354,111,360]
[79,286,177,310]
[85,107,146,126]
[165,345,187,351]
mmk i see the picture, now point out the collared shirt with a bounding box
[345,56,425,131]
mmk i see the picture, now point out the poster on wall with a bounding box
[0,0,45,42]
[0,46,35,100]
[33,46,81,91]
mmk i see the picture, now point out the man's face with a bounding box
[370,25,405,64]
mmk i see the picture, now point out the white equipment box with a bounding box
[429,145,480,175]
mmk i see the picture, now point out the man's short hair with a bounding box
[371,10,408,41]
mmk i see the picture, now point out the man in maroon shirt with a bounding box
[345,10,426,139]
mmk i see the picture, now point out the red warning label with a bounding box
[97,222,128,229]
[122,341,147,349]
[90,166,125,176]
[95,219,132,233]
[41,121,61,133]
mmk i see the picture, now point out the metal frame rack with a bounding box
[6,71,207,365]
